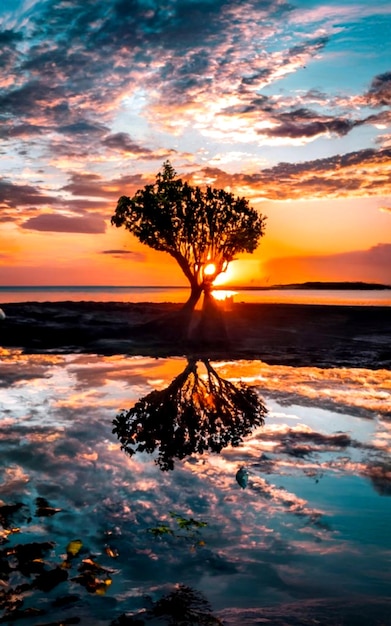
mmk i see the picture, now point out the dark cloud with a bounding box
[61,171,145,198]
[256,147,390,182]
[288,36,329,58]
[58,121,108,137]
[102,132,153,155]
[0,179,60,208]
[237,36,329,95]
[0,123,48,139]
[61,172,103,195]
[101,249,146,261]
[0,80,62,116]
[265,114,356,139]
[101,249,132,255]
[21,214,106,234]
[64,198,110,213]
[0,28,23,73]
[0,29,23,45]
[241,69,273,87]
[0,178,110,221]
[365,71,391,107]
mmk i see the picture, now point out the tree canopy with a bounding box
[111,161,266,293]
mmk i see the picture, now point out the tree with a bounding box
[111,161,266,337]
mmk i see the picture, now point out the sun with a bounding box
[203,263,217,276]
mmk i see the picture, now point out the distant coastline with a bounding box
[216,281,391,291]
[1,281,390,291]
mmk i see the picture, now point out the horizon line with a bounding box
[1,281,390,291]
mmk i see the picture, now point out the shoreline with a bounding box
[0,300,390,369]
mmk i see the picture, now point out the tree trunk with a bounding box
[194,287,229,346]
[176,282,203,339]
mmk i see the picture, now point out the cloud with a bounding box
[58,121,108,137]
[0,0,387,162]
[0,123,47,139]
[146,32,334,140]
[0,178,60,208]
[0,0,326,150]
[263,108,357,140]
[365,71,391,107]
[101,249,146,261]
[379,206,391,213]
[61,171,146,198]
[102,132,153,155]
[20,214,106,233]
[0,177,112,226]
[101,249,133,255]
[191,148,391,200]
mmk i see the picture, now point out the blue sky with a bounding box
[0,0,390,285]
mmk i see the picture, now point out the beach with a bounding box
[1,301,390,625]
[1,300,390,369]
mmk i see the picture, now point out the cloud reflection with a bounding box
[0,350,390,623]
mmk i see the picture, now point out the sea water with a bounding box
[0,285,390,305]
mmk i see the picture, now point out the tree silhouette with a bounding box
[111,162,266,339]
[112,358,267,470]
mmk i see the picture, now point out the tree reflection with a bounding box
[111,583,223,624]
[113,358,267,470]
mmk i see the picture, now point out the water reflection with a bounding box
[113,357,267,470]
[0,349,390,624]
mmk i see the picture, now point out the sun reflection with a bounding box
[211,289,237,302]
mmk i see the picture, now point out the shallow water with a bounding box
[0,349,390,624]
[1,285,390,305]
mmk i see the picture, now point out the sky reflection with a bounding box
[0,349,390,624]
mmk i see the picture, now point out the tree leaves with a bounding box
[111,161,267,290]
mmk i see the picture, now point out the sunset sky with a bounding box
[1,0,390,287]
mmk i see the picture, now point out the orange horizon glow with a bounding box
[1,201,390,287]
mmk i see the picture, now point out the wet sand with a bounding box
[0,300,390,369]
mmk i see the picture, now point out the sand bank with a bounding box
[0,301,390,369]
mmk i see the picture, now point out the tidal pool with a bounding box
[0,349,390,624]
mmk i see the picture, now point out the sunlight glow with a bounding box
[211,290,237,301]
[212,260,253,285]
[203,263,217,276]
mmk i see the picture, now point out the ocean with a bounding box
[0,285,390,305]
